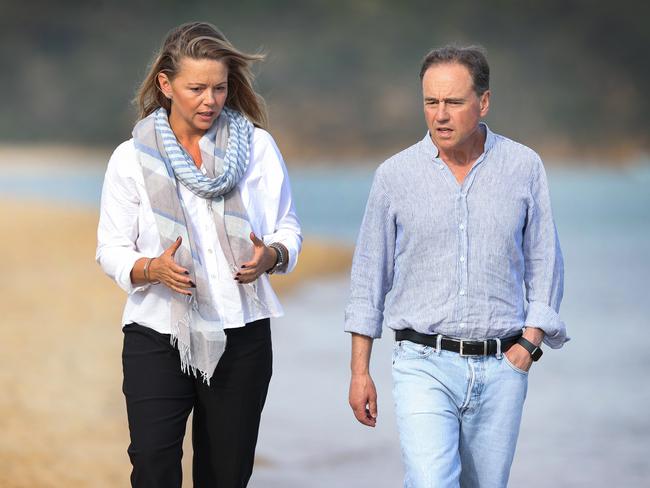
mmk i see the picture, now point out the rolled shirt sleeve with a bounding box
[523,157,568,349]
[95,144,151,295]
[344,168,396,338]
[258,133,302,274]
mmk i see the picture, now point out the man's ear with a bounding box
[479,90,491,117]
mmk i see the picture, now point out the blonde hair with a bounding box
[135,22,268,128]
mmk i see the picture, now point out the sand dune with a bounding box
[0,199,352,488]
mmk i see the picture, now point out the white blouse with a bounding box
[96,128,302,333]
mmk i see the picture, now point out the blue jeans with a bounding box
[392,340,528,488]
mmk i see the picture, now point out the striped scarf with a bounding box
[133,107,268,382]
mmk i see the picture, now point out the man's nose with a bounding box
[435,103,449,121]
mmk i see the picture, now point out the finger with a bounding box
[168,236,182,256]
[161,268,193,282]
[236,267,260,279]
[368,396,378,420]
[236,268,263,283]
[162,273,193,288]
[170,263,190,276]
[169,284,192,296]
[235,274,258,284]
[353,405,376,427]
[170,278,193,288]
[364,408,377,426]
[249,232,264,247]
[239,259,258,270]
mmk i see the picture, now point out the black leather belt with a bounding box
[395,328,522,356]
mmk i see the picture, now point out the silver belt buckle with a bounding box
[459,339,488,356]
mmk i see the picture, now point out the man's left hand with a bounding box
[504,344,534,372]
[504,326,544,372]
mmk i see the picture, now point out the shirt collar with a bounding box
[421,122,496,162]
[421,130,440,158]
[483,123,496,153]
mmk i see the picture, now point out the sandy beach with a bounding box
[0,199,352,488]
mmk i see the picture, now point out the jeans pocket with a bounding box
[394,340,434,362]
[392,342,400,365]
[503,354,529,375]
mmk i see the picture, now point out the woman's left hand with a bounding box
[235,233,278,284]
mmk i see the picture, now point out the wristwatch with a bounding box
[516,337,543,361]
[267,242,287,274]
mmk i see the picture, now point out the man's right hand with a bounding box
[149,236,193,296]
[349,372,378,427]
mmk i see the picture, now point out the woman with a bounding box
[96,22,302,487]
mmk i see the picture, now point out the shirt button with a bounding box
[208,249,213,254]
[459,223,465,230]
[460,323,466,328]
[459,289,466,296]
[460,256,466,263]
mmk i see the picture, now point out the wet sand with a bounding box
[0,199,352,488]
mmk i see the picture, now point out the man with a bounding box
[345,46,567,488]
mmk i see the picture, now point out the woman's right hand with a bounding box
[149,237,194,296]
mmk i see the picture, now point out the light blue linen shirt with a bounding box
[344,125,567,348]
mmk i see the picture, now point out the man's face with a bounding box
[422,62,490,153]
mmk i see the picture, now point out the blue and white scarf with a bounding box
[133,107,268,382]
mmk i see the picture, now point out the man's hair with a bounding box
[419,45,490,96]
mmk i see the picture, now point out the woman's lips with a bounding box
[197,111,215,120]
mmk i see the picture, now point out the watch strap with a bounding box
[517,337,543,361]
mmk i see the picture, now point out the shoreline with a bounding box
[0,143,648,169]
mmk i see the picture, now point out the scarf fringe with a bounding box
[169,297,212,386]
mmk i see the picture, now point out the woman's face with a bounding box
[158,57,228,136]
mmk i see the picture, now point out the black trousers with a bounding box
[122,319,272,488]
